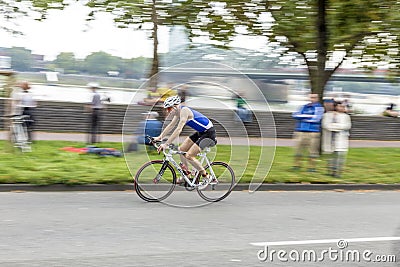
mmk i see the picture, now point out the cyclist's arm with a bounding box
[156,113,179,140]
[165,108,190,145]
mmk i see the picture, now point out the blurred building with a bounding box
[31,53,47,72]
[0,56,11,69]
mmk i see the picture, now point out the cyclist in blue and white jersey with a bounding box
[154,95,217,189]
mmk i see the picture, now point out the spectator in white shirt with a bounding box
[86,82,110,144]
[322,101,352,178]
[87,82,102,144]
[17,81,36,142]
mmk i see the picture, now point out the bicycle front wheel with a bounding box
[197,161,235,202]
[134,160,176,202]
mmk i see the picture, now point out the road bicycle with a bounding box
[9,115,32,152]
[134,136,236,202]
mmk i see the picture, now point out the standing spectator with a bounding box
[87,82,103,144]
[321,98,335,156]
[322,101,352,177]
[17,81,37,142]
[292,93,324,172]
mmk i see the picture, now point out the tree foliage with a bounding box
[54,52,78,74]
[6,0,400,98]
[0,0,32,34]
[5,47,34,71]
[84,0,269,78]
[81,51,119,74]
[86,0,175,79]
[229,0,400,97]
[0,0,66,34]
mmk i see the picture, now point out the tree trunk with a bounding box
[312,0,328,102]
[148,0,159,88]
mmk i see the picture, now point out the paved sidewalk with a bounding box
[1,131,400,147]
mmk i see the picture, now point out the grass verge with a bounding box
[1,141,399,185]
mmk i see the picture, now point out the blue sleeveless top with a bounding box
[181,106,213,132]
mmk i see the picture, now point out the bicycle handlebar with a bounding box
[146,135,185,155]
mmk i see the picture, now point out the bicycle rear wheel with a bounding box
[134,160,176,202]
[197,161,235,202]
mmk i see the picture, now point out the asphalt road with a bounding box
[0,191,399,267]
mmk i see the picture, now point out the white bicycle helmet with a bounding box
[163,95,181,108]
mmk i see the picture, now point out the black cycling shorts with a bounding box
[189,127,217,149]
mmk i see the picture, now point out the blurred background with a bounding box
[0,0,399,116]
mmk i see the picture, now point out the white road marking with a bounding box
[251,236,400,247]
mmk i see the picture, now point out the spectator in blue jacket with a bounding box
[292,93,325,172]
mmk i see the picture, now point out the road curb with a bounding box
[1,183,400,192]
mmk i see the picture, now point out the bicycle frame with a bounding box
[148,136,216,188]
[161,147,215,188]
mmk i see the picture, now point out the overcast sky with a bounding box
[0,3,170,61]
[0,2,271,62]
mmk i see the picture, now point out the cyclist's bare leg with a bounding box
[185,143,206,176]
[178,137,193,169]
